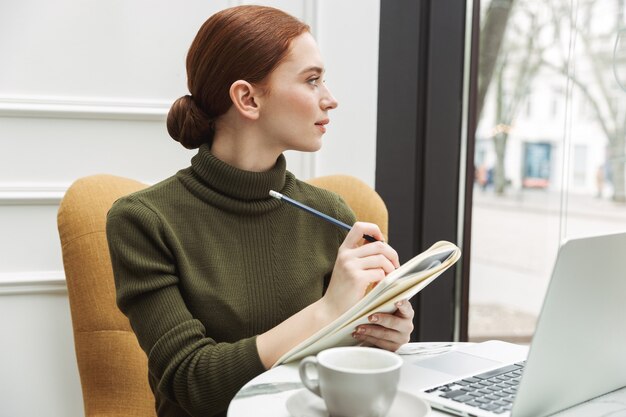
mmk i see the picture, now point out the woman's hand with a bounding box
[321,222,400,319]
[257,222,404,369]
[352,299,414,351]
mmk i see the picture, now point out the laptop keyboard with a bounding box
[424,361,526,414]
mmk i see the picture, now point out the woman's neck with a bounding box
[211,128,282,173]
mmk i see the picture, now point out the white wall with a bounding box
[0,1,380,416]
[313,1,381,186]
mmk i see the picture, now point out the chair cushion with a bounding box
[58,174,155,417]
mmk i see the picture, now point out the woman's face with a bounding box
[256,32,338,153]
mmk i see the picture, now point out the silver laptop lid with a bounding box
[513,232,626,417]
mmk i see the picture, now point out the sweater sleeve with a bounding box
[333,194,357,243]
[106,196,266,416]
[320,194,357,292]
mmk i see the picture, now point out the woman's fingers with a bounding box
[394,299,415,320]
[367,304,414,336]
[354,253,397,275]
[323,223,401,318]
[345,234,400,271]
[352,300,414,351]
[355,333,401,352]
[353,240,398,260]
[341,222,387,249]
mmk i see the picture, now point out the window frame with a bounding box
[375,0,479,341]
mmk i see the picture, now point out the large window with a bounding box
[469,0,626,343]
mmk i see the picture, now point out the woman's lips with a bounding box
[315,119,329,133]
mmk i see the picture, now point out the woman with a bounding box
[106,5,414,417]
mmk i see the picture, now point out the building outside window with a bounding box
[469,0,626,343]
[522,142,552,189]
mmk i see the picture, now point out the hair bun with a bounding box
[166,95,214,149]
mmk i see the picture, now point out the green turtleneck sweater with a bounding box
[106,144,355,417]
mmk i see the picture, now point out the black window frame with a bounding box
[376,0,479,341]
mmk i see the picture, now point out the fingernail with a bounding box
[395,301,403,307]
[369,315,378,323]
[357,327,366,334]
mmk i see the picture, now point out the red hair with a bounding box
[167,5,310,149]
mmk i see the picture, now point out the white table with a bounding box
[227,342,626,417]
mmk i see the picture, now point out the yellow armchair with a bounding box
[306,174,388,241]
[58,175,154,417]
[57,173,387,417]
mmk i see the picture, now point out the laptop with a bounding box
[409,232,626,417]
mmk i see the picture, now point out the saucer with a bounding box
[285,388,431,417]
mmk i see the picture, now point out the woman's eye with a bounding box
[307,77,320,86]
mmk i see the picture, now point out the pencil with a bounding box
[269,190,378,242]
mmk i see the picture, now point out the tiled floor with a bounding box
[469,303,536,343]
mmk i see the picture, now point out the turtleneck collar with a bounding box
[176,144,296,214]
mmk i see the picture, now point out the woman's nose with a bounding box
[321,85,339,110]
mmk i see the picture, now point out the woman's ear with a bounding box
[229,80,260,120]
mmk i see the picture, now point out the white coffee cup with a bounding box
[298,346,402,417]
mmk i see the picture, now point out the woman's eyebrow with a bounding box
[299,66,325,75]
